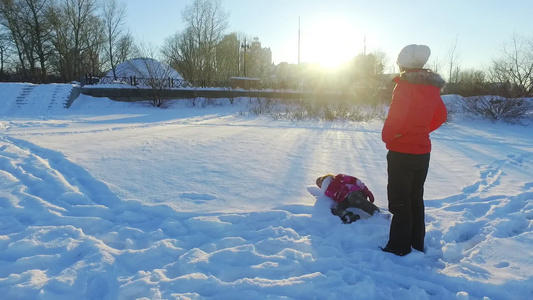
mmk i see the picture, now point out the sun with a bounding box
[300,17,362,69]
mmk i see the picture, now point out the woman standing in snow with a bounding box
[381,44,447,256]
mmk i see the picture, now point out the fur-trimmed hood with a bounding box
[396,69,446,88]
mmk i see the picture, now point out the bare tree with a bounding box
[352,51,387,87]
[355,50,390,104]
[48,5,69,79]
[102,0,128,79]
[80,13,104,77]
[0,0,54,82]
[114,33,133,67]
[490,34,533,97]
[132,42,178,107]
[49,0,99,81]
[445,35,462,83]
[371,49,389,75]
[0,26,13,79]
[181,0,229,82]
[162,27,200,84]
[426,56,442,75]
[0,0,29,78]
[26,0,54,81]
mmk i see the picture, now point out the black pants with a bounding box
[386,151,430,255]
[331,191,380,217]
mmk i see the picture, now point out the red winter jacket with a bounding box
[325,174,375,203]
[382,69,447,154]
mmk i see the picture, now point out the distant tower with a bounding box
[252,37,261,49]
[364,35,367,55]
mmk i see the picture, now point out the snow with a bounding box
[0,82,532,299]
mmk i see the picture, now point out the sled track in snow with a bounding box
[0,137,530,299]
[4,115,384,138]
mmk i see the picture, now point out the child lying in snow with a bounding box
[316,173,380,224]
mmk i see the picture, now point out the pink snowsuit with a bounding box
[324,174,375,203]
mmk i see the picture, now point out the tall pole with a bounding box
[298,17,301,89]
[241,38,249,77]
[298,16,300,66]
[364,35,367,55]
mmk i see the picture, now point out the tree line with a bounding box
[0,0,134,83]
[1,0,532,99]
[0,0,272,86]
[434,34,533,98]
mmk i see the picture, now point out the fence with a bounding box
[82,74,232,89]
[80,87,341,103]
[80,74,395,104]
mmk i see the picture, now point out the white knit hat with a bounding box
[397,44,431,69]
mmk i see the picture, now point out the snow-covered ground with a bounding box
[0,83,532,300]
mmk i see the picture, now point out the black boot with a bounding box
[341,211,360,224]
[380,245,410,256]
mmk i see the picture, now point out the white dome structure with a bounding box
[101,58,186,87]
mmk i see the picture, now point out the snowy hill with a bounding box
[0,82,532,299]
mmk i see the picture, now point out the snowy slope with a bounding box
[0,83,532,299]
[0,83,74,116]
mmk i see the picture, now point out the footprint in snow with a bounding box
[179,192,217,202]
[506,154,526,167]
[494,261,510,268]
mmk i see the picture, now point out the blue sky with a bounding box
[126,0,532,72]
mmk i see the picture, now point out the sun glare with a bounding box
[301,17,361,69]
